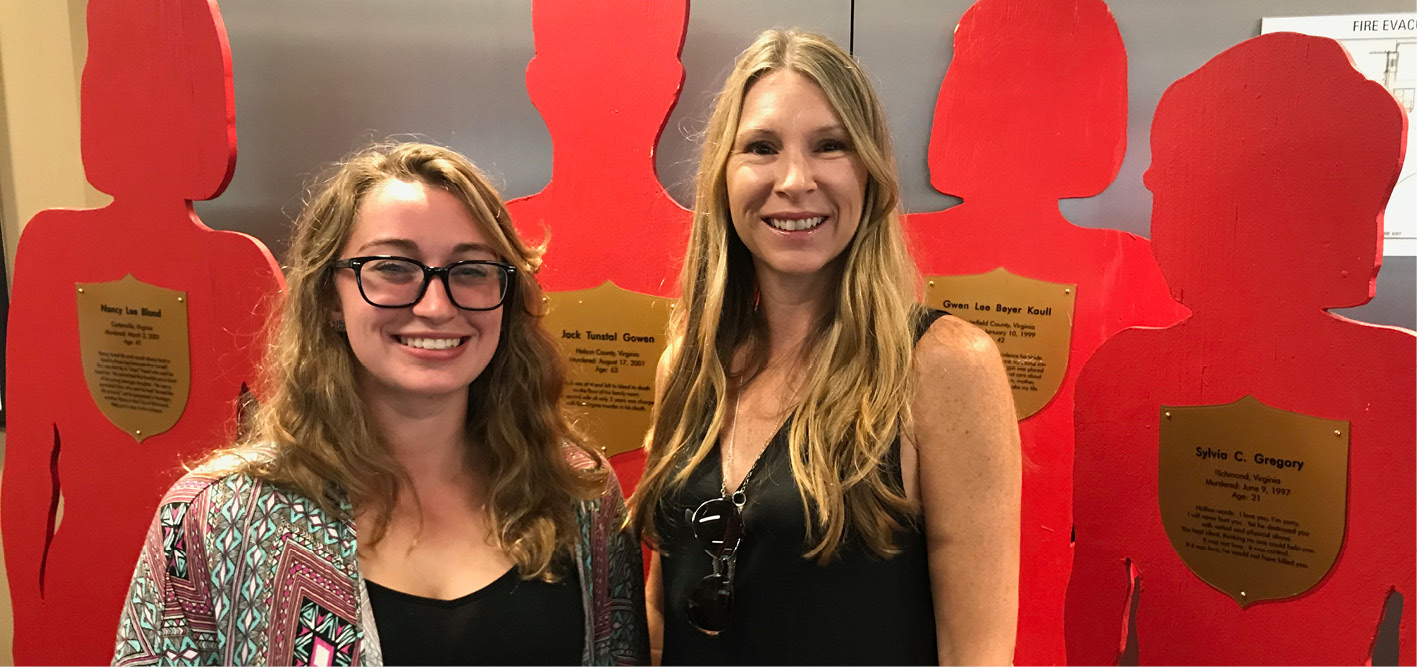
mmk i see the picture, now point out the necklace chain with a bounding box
[723,349,805,503]
[722,377,773,504]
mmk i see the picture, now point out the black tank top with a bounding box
[658,309,945,665]
[367,565,584,665]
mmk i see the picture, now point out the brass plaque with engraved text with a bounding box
[1159,395,1348,607]
[924,268,1076,419]
[76,274,191,442]
[544,282,671,458]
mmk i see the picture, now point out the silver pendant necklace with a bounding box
[722,377,777,508]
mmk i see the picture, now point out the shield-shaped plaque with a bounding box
[76,274,191,442]
[1158,395,1348,607]
[924,268,1076,419]
[543,282,672,458]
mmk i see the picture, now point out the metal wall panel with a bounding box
[201,0,849,256]
[200,0,545,258]
[654,1,852,206]
[199,0,1413,328]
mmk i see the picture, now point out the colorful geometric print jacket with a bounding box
[112,460,648,666]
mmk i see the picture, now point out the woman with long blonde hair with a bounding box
[114,142,647,665]
[630,31,1020,664]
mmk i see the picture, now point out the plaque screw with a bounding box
[542,296,549,303]
[1240,591,1247,599]
[1064,288,1071,295]
[134,429,142,436]
[1164,412,1172,419]
[177,297,185,303]
[1334,429,1342,437]
[580,402,587,406]
[928,280,935,287]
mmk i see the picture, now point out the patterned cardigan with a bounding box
[112,457,648,666]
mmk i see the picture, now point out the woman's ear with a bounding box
[329,301,345,331]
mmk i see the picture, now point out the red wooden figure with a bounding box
[1066,32,1412,665]
[2,0,283,663]
[507,0,691,495]
[903,0,1186,663]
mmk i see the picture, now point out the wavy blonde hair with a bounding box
[631,30,921,562]
[212,142,604,580]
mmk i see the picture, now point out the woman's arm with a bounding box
[595,463,652,665]
[112,481,221,666]
[643,340,677,665]
[912,316,1022,665]
[646,551,665,665]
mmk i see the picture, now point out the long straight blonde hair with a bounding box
[631,30,922,562]
[210,142,604,580]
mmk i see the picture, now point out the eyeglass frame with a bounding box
[329,255,517,311]
[684,495,746,636]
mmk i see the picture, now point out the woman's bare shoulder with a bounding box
[914,313,1006,381]
[910,313,1017,451]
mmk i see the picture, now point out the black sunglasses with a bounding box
[685,496,744,635]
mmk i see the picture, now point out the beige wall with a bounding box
[0,1,97,662]
[0,0,105,286]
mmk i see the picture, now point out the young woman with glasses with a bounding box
[113,143,648,665]
[629,31,1021,664]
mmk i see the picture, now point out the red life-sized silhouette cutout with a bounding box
[1067,32,1413,666]
[508,0,691,496]
[2,0,283,663]
[902,1,1185,663]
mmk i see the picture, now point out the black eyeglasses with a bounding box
[330,256,515,311]
[685,496,744,635]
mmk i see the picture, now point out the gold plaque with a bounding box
[924,268,1076,418]
[76,274,191,442]
[1158,395,1349,607]
[543,282,672,457]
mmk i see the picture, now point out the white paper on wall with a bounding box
[1262,14,1416,258]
